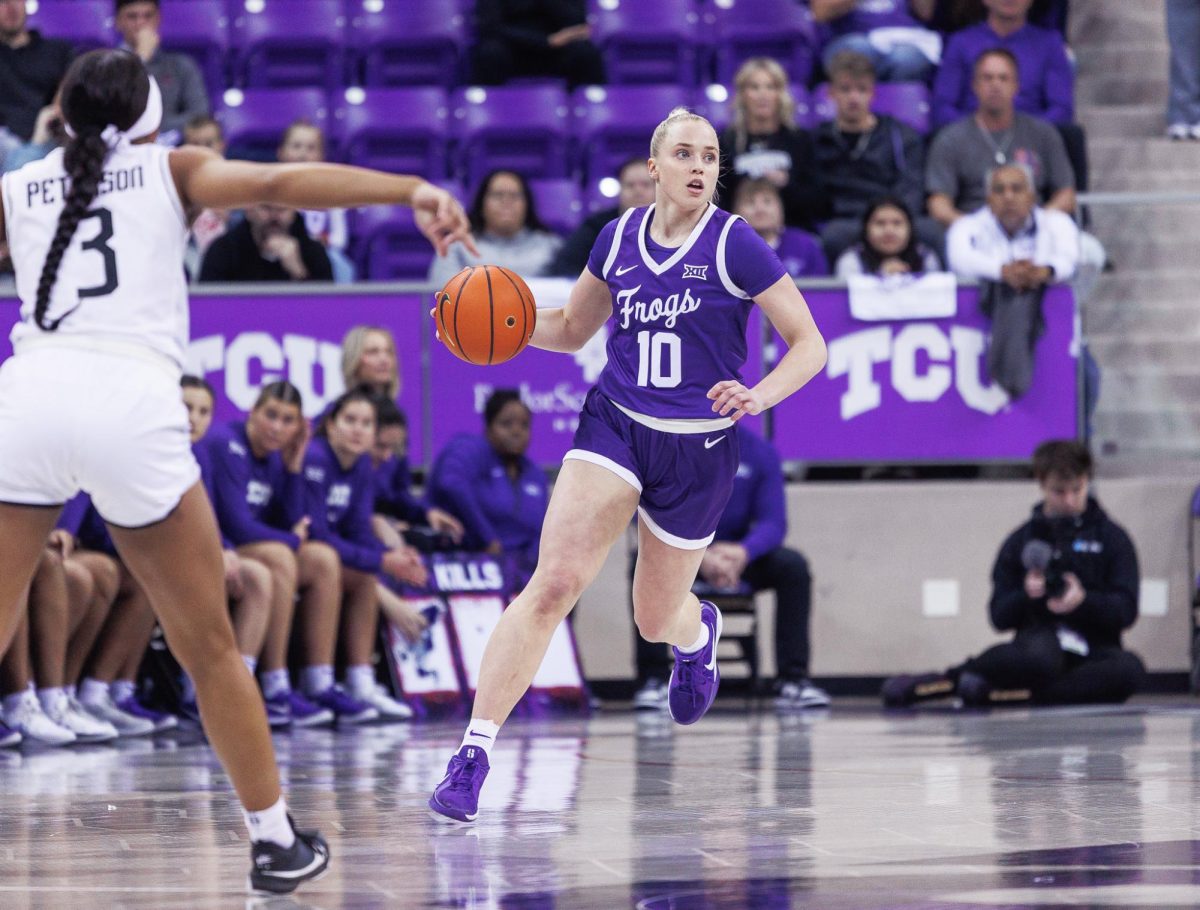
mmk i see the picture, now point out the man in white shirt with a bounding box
[947,162,1079,287]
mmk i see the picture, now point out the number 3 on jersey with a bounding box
[78,207,118,298]
[636,330,681,388]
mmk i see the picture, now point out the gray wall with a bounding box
[571,476,1193,680]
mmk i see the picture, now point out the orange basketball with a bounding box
[435,265,537,365]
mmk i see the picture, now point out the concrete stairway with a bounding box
[1073,1,1200,461]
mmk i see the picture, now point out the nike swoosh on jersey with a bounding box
[704,435,725,449]
[615,264,638,276]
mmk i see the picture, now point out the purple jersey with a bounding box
[586,203,786,419]
[203,421,305,549]
[303,436,385,573]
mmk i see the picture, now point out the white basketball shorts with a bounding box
[0,338,201,528]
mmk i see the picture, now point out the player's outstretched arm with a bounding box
[529,267,612,354]
[169,146,477,257]
[709,275,827,421]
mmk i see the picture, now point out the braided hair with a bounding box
[34,50,150,331]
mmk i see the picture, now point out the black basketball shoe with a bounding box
[248,817,330,895]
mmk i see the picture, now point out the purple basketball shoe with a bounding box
[428,745,490,823]
[668,602,723,725]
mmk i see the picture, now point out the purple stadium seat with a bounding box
[160,0,230,102]
[451,85,571,185]
[231,0,345,92]
[347,0,467,89]
[217,87,330,162]
[350,206,435,281]
[807,82,932,134]
[528,179,584,237]
[590,0,703,85]
[572,84,693,183]
[26,0,111,53]
[708,0,820,86]
[335,87,451,178]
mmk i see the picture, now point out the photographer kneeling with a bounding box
[884,441,1145,708]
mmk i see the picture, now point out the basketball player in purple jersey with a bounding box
[430,108,827,823]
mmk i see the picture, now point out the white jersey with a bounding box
[1,142,190,367]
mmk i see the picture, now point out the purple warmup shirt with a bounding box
[933,22,1074,128]
[586,203,786,419]
[828,0,922,36]
[303,436,386,574]
[203,421,305,549]
[57,493,116,556]
[713,429,787,562]
[774,228,830,278]
[373,455,429,525]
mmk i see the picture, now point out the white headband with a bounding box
[64,77,163,149]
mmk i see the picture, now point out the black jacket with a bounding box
[0,31,73,141]
[199,216,333,283]
[811,114,926,221]
[718,124,824,230]
[547,206,615,277]
[989,497,1139,650]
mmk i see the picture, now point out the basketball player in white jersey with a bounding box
[0,49,475,895]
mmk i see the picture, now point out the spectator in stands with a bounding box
[548,157,654,277]
[1,88,65,174]
[883,441,1144,708]
[812,50,941,262]
[734,178,829,278]
[933,0,1087,192]
[428,170,562,290]
[471,0,605,90]
[926,48,1075,228]
[947,162,1080,399]
[277,120,354,283]
[199,202,333,283]
[305,388,427,720]
[182,115,230,280]
[205,381,374,726]
[720,57,823,230]
[633,428,830,712]
[835,195,943,277]
[0,0,72,165]
[342,325,402,402]
[114,0,209,145]
[811,0,940,83]
[930,0,1068,36]
[946,162,1077,286]
[428,389,548,572]
[1167,0,1200,139]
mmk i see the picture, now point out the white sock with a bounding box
[243,795,296,849]
[110,680,135,704]
[180,673,196,704]
[36,686,64,711]
[345,665,374,696]
[65,684,77,699]
[678,621,710,655]
[459,719,500,759]
[260,669,290,699]
[242,655,258,677]
[301,665,334,697]
[78,678,110,706]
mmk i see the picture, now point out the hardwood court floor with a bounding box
[2,699,1200,909]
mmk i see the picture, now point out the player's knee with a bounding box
[88,556,122,603]
[241,560,273,602]
[250,543,297,584]
[528,568,587,617]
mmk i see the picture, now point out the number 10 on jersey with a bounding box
[635,330,681,388]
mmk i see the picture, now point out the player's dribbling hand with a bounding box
[708,380,765,421]
[413,182,479,258]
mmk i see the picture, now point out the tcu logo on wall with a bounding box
[827,324,1010,420]
[188,332,344,417]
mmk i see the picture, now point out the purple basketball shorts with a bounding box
[563,390,739,549]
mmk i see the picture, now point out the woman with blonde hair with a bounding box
[719,57,824,230]
[341,324,400,400]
